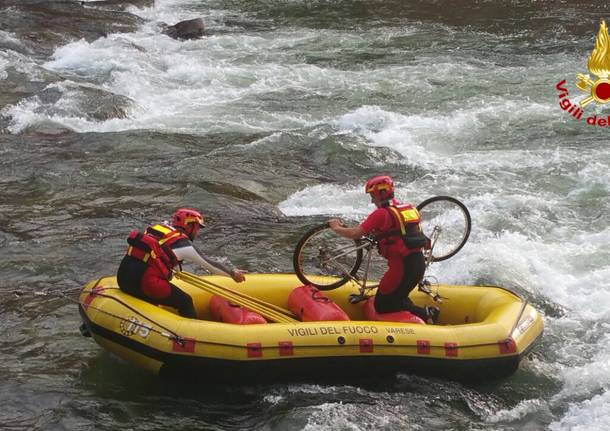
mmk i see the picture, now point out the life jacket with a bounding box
[375,203,428,257]
[124,224,189,280]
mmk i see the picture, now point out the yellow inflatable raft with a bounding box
[78,274,543,381]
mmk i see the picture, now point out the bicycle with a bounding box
[292,196,471,304]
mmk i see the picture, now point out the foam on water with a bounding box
[0,31,43,82]
[486,399,547,423]
[5,30,345,133]
[266,382,460,430]
[2,97,45,132]
[549,390,610,431]
[332,102,558,172]
[0,31,16,79]
[127,0,227,25]
[278,184,371,217]
[0,55,8,80]
[572,160,610,195]
[2,2,563,136]
[0,30,22,46]
[301,402,393,430]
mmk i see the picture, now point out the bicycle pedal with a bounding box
[348,294,368,304]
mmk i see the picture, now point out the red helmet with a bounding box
[172,208,205,230]
[365,175,394,201]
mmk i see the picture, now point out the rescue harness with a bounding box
[374,204,429,250]
[125,224,189,279]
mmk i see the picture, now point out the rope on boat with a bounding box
[78,293,182,342]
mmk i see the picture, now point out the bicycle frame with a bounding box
[320,227,444,304]
[318,237,378,288]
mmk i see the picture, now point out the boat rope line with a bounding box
[82,291,187,343]
[509,299,529,337]
[71,283,299,349]
[469,284,530,342]
[75,298,190,347]
[75,281,189,345]
[79,299,181,341]
[18,278,221,346]
[12,276,101,299]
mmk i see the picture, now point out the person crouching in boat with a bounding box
[328,176,439,324]
[117,208,246,318]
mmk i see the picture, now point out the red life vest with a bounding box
[124,224,189,279]
[375,203,427,258]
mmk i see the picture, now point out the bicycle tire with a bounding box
[293,223,364,290]
[416,196,471,262]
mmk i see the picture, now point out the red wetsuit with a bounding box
[359,203,428,319]
[117,224,195,317]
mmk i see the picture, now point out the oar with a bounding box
[174,271,298,323]
[180,271,296,319]
[178,275,293,323]
[176,274,293,323]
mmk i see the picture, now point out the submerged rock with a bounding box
[65,84,134,121]
[21,120,75,136]
[27,83,134,125]
[0,1,147,57]
[80,0,154,10]
[163,18,206,40]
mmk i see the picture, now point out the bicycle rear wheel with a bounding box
[417,196,471,262]
[293,223,364,290]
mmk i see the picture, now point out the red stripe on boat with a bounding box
[247,343,262,358]
[278,341,294,356]
[172,337,195,353]
[498,338,517,354]
[83,287,105,310]
[359,338,373,353]
[417,340,430,354]
[444,342,458,357]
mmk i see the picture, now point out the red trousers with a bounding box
[139,266,196,318]
[141,266,172,299]
[117,255,196,317]
[378,255,408,294]
[374,252,427,318]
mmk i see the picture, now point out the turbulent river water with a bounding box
[1,0,610,430]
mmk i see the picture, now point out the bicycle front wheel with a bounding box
[293,223,364,290]
[417,196,471,262]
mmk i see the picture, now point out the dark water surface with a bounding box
[1,1,610,430]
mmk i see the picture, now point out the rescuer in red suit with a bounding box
[328,176,439,323]
[117,208,246,318]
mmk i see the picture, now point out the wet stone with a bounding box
[163,18,206,40]
[0,1,147,57]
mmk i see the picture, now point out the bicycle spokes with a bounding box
[293,224,364,290]
[417,196,471,262]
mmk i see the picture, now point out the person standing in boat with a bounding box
[117,208,246,318]
[328,176,439,324]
